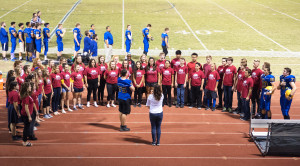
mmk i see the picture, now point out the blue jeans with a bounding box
[177,84,185,105]
[38,94,42,108]
[242,98,250,120]
[223,85,233,109]
[52,87,61,112]
[149,112,163,144]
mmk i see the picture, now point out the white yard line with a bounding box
[285,0,300,5]
[0,143,255,146]
[206,0,291,52]
[166,0,209,51]
[0,131,245,134]
[247,0,299,21]
[121,0,125,50]
[0,0,32,19]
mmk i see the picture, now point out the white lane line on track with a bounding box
[247,0,299,21]
[166,0,209,51]
[0,143,255,146]
[0,122,248,125]
[0,131,245,134]
[206,0,291,52]
[0,0,32,19]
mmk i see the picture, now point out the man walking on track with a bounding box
[118,69,135,132]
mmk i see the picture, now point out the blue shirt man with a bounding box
[83,36,91,53]
[104,31,113,45]
[142,24,151,55]
[73,24,82,53]
[43,23,50,58]
[56,24,65,55]
[125,25,132,54]
[89,29,95,38]
[90,39,98,57]
[18,29,24,43]
[161,33,168,47]
[280,72,296,119]
[1,26,9,50]
[34,28,42,53]
[161,28,169,56]
[9,23,17,56]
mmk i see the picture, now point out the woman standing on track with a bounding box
[145,57,160,98]
[84,59,100,108]
[160,60,174,107]
[71,64,85,110]
[61,63,72,112]
[146,84,164,146]
[104,61,119,108]
[133,61,145,107]
[50,65,62,115]
[97,55,107,106]
[42,69,53,118]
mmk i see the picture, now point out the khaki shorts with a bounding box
[19,42,25,53]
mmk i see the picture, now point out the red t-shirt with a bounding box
[31,90,39,111]
[16,76,25,89]
[44,77,52,94]
[236,70,245,92]
[71,72,83,88]
[105,69,119,84]
[187,61,201,77]
[203,63,216,79]
[116,63,122,70]
[71,63,85,74]
[21,73,28,80]
[97,63,108,79]
[141,62,147,70]
[134,70,145,87]
[21,96,34,116]
[61,71,71,87]
[241,77,254,98]
[205,71,220,91]
[9,90,20,104]
[37,78,44,95]
[161,67,174,86]
[190,70,205,87]
[84,67,100,80]
[176,65,188,84]
[223,65,237,86]
[156,60,166,70]
[251,68,263,88]
[119,67,132,79]
[171,58,181,71]
[59,65,64,73]
[47,67,52,74]
[146,66,160,83]
[50,73,62,88]
[217,65,225,87]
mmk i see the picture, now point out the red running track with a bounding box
[0,82,300,166]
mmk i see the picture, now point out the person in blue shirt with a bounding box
[43,23,50,60]
[90,34,98,57]
[34,24,42,58]
[73,23,82,57]
[104,26,113,62]
[277,67,297,119]
[56,24,66,61]
[9,22,17,61]
[125,25,132,56]
[89,24,95,39]
[142,24,152,55]
[161,28,170,56]
[260,66,276,119]
[31,23,37,60]
[118,69,135,131]
[83,30,91,55]
[24,22,34,61]
[18,23,25,60]
[0,22,8,60]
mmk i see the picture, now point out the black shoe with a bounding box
[176,104,179,108]
[205,107,210,110]
[180,104,184,108]
[28,136,38,141]
[34,122,40,127]
[101,102,105,106]
[133,103,137,107]
[216,105,222,109]
[212,107,216,111]
[12,136,22,141]
[186,103,191,106]
[120,125,130,132]
[138,103,141,107]
[168,103,172,107]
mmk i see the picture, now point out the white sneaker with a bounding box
[54,112,59,115]
[106,103,111,108]
[34,127,38,131]
[86,102,90,107]
[111,104,116,107]
[62,109,66,114]
[94,101,98,107]
[68,108,73,112]
[44,56,47,61]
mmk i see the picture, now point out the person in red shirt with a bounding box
[241,68,253,121]
[104,61,119,108]
[140,54,148,70]
[47,60,55,74]
[233,62,247,114]
[71,64,84,110]
[42,69,53,119]
[160,60,174,107]
[186,53,201,106]
[97,55,108,106]
[171,50,184,106]
[22,65,31,80]
[20,82,34,146]
[251,59,263,117]
[156,52,166,70]
[119,60,133,79]
[222,57,237,113]
[84,59,100,108]
[113,55,122,70]
[127,54,136,69]
[175,58,188,108]
[61,63,73,113]
[205,63,220,111]
[203,55,215,107]
[29,82,39,141]
[133,61,145,107]
[71,55,86,74]
[15,66,24,90]
[189,63,204,109]
[50,65,62,115]
[31,58,44,71]
[216,58,227,108]
[58,57,67,73]
[145,57,160,98]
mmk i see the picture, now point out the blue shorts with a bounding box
[74,41,80,51]
[280,95,293,116]
[57,41,63,52]
[260,94,271,111]
[2,42,8,51]
[11,41,16,53]
[62,87,69,93]
[143,41,149,53]
[74,87,83,93]
[44,41,48,55]
[36,43,41,53]
[125,40,131,53]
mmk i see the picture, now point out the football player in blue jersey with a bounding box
[9,22,17,61]
[1,22,8,60]
[260,66,276,119]
[89,24,95,39]
[24,22,33,61]
[161,28,170,57]
[18,23,25,60]
[73,23,82,57]
[142,24,152,55]
[125,25,132,57]
[277,67,297,119]
[43,23,50,60]
[56,24,66,61]
[34,24,42,58]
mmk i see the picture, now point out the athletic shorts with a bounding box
[74,87,83,93]
[206,90,218,99]
[145,82,157,87]
[19,42,25,53]
[1,42,8,51]
[62,87,69,93]
[36,43,41,53]
[43,93,51,108]
[119,99,131,115]
[57,41,63,52]
[74,42,80,52]
[26,42,34,53]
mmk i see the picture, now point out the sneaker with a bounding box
[67,108,73,112]
[138,103,141,107]
[133,103,137,107]
[44,114,50,119]
[205,107,210,110]
[222,107,227,112]
[44,56,47,61]
[111,104,116,107]
[86,102,90,107]
[54,112,59,115]
[107,104,110,108]
[61,110,66,114]
[73,107,78,111]
[228,108,233,113]
[152,142,156,146]
[233,111,239,114]
[156,143,160,146]
[176,104,179,108]
[120,125,130,132]
[33,127,38,131]
[168,104,172,107]
[212,107,216,111]
[189,105,194,108]
[78,105,84,109]
[11,59,15,62]
[94,101,98,107]
[48,114,53,118]
[180,104,184,108]
[240,113,245,118]
[197,107,202,110]
[2,57,7,61]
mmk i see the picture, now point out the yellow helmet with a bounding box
[285,89,293,99]
[265,86,272,91]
